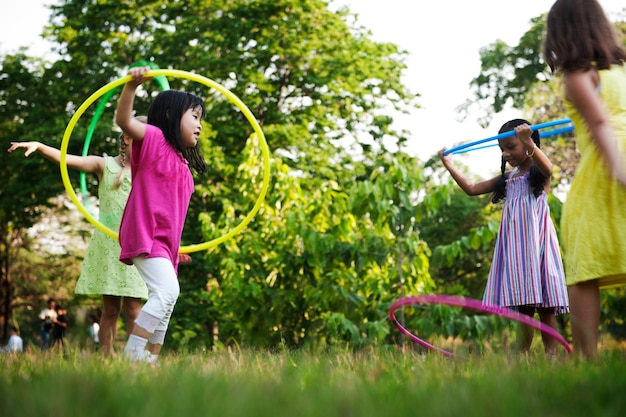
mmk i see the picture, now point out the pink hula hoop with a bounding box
[389,294,572,356]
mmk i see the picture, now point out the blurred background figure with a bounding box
[52,305,68,353]
[1,326,23,353]
[38,298,57,351]
[87,314,100,351]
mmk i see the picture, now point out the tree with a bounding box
[5,196,88,347]
[421,188,498,299]
[45,0,418,176]
[0,52,99,342]
[456,16,550,128]
[174,141,437,349]
[2,0,433,348]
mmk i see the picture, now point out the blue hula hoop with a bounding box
[452,124,574,155]
[443,118,573,156]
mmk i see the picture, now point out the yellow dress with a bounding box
[562,65,626,288]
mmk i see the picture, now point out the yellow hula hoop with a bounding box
[60,69,271,253]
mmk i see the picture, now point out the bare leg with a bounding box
[129,324,151,339]
[536,308,559,354]
[121,297,157,355]
[122,297,143,335]
[568,280,600,359]
[149,343,162,355]
[516,306,535,353]
[100,295,122,355]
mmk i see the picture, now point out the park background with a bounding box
[0,0,625,354]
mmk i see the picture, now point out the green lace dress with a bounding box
[75,156,148,298]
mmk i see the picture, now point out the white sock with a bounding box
[148,354,159,364]
[123,334,148,360]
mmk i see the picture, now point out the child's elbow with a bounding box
[543,163,554,177]
[115,115,127,131]
[463,185,480,196]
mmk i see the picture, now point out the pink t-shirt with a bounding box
[119,124,194,271]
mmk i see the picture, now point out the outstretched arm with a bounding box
[8,141,104,177]
[115,66,151,142]
[438,148,500,196]
[565,69,626,185]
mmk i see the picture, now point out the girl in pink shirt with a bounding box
[116,66,207,362]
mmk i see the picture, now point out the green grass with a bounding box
[1,346,626,417]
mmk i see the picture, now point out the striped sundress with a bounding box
[482,170,569,314]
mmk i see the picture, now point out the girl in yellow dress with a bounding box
[543,0,626,358]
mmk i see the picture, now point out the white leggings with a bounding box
[132,256,180,344]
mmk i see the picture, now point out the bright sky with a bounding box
[1,0,625,177]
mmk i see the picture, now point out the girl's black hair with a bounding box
[491,119,546,203]
[147,90,208,174]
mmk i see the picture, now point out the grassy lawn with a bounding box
[2,345,626,417]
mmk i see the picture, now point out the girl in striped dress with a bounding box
[439,119,569,353]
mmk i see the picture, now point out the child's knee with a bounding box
[162,281,180,307]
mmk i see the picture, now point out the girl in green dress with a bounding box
[8,117,148,355]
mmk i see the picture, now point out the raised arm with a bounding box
[115,66,151,142]
[565,69,626,185]
[514,124,553,179]
[8,141,104,177]
[438,148,500,196]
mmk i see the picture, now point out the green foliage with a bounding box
[601,287,626,340]
[419,161,500,300]
[173,140,436,349]
[8,0,620,351]
[457,16,549,128]
[44,0,418,176]
[1,0,424,348]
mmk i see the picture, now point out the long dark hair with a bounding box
[147,90,208,174]
[491,119,546,203]
[543,0,626,72]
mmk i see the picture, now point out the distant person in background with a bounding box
[38,298,57,351]
[87,314,100,350]
[52,305,68,353]
[1,326,23,353]
[543,0,626,358]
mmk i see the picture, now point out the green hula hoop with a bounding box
[60,69,271,253]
